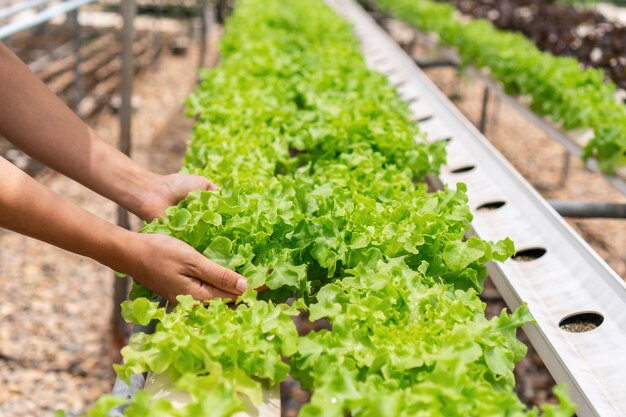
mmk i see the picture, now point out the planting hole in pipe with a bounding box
[512,247,547,262]
[400,88,419,101]
[413,113,434,123]
[559,312,604,333]
[450,164,476,174]
[477,200,506,211]
[390,76,402,83]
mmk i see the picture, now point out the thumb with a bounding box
[191,254,248,294]
[205,179,220,191]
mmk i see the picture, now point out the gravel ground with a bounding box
[0,46,201,416]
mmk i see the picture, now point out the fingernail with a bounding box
[236,278,248,293]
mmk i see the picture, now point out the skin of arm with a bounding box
[0,42,206,221]
[0,42,248,302]
[0,157,247,303]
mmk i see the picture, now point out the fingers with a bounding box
[187,277,239,303]
[205,179,220,191]
[165,277,239,305]
[132,234,246,305]
[164,173,217,201]
[184,174,218,192]
[190,253,248,295]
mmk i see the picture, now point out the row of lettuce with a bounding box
[376,0,626,174]
[84,0,575,416]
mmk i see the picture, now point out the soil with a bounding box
[560,321,599,333]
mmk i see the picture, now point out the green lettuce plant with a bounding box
[82,0,576,415]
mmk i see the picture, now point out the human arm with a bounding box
[0,156,247,303]
[0,42,212,221]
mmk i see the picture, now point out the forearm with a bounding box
[0,157,247,303]
[0,157,132,272]
[0,42,159,219]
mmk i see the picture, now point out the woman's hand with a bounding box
[0,44,244,304]
[0,157,245,304]
[137,173,219,221]
[121,233,247,304]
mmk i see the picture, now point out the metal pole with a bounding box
[412,58,459,69]
[215,0,227,24]
[549,200,626,219]
[118,0,135,225]
[112,0,136,348]
[197,0,208,70]
[557,151,571,189]
[478,85,490,134]
[40,20,51,56]
[67,8,82,113]
[152,0,162,64]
